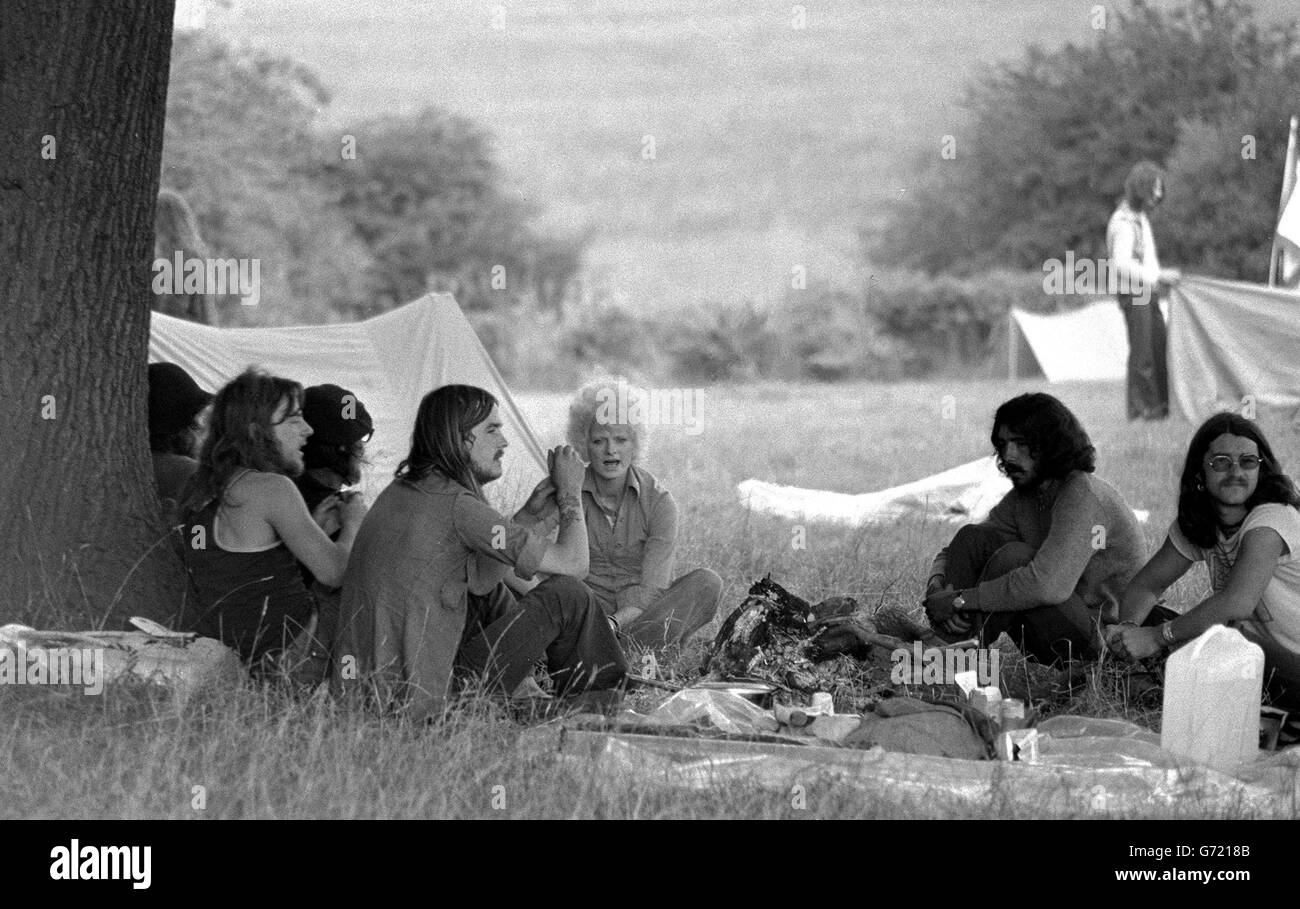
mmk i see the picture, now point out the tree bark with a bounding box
[0,0,186,628]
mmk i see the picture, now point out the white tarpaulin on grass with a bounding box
[737,457,1013,527]
[1166,276,1300,423]
[522,721,1300,818]
[737,457,1150,527]
[149,293,547,505]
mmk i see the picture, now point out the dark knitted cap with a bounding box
[302,384,374,447]
[148,362,212,439]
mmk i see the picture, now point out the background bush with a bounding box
[158,30,586,328]
[866,0,1300,282]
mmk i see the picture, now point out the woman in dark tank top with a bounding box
[178,370,367,675]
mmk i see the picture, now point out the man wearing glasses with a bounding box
[1107,413,1300,708]
[923,393,1146,666]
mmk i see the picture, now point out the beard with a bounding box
[469,456,503,485]
[1006,468,1039,490]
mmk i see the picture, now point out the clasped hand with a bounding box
[924,584,972,636]
[1103,623,1162,662]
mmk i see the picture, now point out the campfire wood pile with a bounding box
[701,575,941,704]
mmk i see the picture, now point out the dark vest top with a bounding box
[184,493,315,665]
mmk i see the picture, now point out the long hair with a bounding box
[565,375,650,463]
[1123,160,1165,212]
[991,393,1096,482]
[1176,412,1300,548]
[396,385,498,496]
[180,369,304,516]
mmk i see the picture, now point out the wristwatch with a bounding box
[952,593,966,611]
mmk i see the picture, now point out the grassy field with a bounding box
[6,377,1299,819]
[207,0,1297,310]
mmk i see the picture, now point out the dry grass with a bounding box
[6,377,1300,818]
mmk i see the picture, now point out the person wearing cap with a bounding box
[287,384,374,677]
[295,384,374,524]
[147,362,213,513]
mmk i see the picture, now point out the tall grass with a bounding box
[6,378,1299,818]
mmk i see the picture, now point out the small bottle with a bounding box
[1000,698,1026,731]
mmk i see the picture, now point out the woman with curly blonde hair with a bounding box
[563,377,721,649]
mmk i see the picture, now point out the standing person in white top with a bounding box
[1106,160,1183,421]
[1107,413,1300,708]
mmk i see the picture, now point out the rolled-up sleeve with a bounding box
[453,493,547,580]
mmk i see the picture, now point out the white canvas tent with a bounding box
[1008,300,1131,382]
[149,293,547,505]
[1008,277,1300,422]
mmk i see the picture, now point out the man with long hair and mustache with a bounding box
[923,393,1146,665]
[179,369,367,676]
[1108,413,1300,708]
[334,384,627,721]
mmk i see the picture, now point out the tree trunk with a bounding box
[0,0,186,629]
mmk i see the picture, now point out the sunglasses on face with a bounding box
[1205,454,1263,473]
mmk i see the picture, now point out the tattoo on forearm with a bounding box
[557,492,582,530]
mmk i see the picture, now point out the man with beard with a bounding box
[179,370,367,674]
[923,393,1146,665]
[334,384,627,722]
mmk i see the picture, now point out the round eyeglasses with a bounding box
[1205,454,1262,473]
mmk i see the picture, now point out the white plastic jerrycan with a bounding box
[1161,624,1264,772]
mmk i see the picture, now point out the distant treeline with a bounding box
[159,1,1300,384]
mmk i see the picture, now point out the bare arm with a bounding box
[1109,527,1285,660]
[1167,527,1284,638]
[513,476,558,530]
[260,476,364,588]
[1116,536,1193,625]
[536,489,589,578]
[534,445,590,578]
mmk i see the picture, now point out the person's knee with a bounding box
[688,568,723,624]
[951,523,1000,550]
[532,575,595,618]
[685,568,723,604]
[982,542,1036,580]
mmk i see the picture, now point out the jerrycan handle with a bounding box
[1188,623,1229,660]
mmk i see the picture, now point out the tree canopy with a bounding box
[158,30,585,326]
[868,0,1300,281]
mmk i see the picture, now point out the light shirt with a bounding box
[1106,200,1161,292]
[581,465,678,614]
[1167,503,1300,659]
